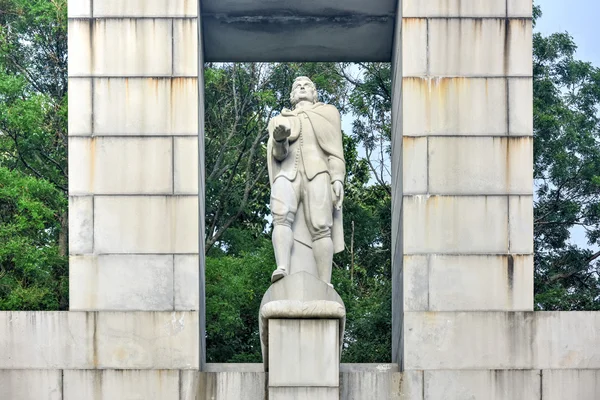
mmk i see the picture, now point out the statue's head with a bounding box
[290,76,318,107]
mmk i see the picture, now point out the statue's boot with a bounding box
[271,268,288,283]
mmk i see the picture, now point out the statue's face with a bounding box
[291,79,316,104]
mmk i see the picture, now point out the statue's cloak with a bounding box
[267,102,345,254]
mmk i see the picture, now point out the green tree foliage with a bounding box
[0,0,68,310]
[0,167,67,310]
[532,6,600,310]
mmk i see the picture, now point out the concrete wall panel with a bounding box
[0,370,62,400]
[174,137,199,194]
[175,255,200,310]
[68,78,92,135]
[403,0,506,17]
[93,0,198,17]
[93,78,198,135]
[69,196,94,254]
[542,370,600,400]
[174,19,198,76]
[403,196,508,254]
[404,312,600,370]
[94,196,199,254]
[402,19,427,76]
[508,78,533,136]
[68,0,91,18]
[402,78,507,135]
[424,370,541,399]
[428,137,533,195]
[63,370,179,400]
[404,255,533,311]
[403,137,427,195]
[508,0,533,18]
[509,196,534,254]
[429,19,531,77]
[69,255,174,311]
[69,137,173,195]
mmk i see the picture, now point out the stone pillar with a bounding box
[259,272,345,400]
[393,0,533,368]
[67,0,204,364]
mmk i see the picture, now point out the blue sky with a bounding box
[535,0,600,66]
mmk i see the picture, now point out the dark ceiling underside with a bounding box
[200,0,398,62]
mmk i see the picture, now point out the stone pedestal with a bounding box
[259,272,345,400]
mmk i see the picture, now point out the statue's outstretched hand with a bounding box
[332,181,344,210]
[273,119,291,142]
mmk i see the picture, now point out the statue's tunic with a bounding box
[267,103,345,253]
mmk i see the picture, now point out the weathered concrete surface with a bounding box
[92,78,198,135]
[404,312,600,370]
[69,196,93,254]
[0,312,198,369]
[424,370,541,399]
[63,370,179,400]
[269,319,339,387]
[201,0,396,16]
[403,255,533,311]
[0,370,62,400]
[542,370,600,400]
[69,137,173,195]
[93,196,198,254]
[403,0,507,17]
[92,0,198,17]
[69,255,174,311]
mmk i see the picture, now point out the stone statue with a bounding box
[267,76,345,285]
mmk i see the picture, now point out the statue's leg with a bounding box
[270,178,298,282]
[304,173,334,284]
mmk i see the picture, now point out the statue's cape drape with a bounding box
[267,102,345,254]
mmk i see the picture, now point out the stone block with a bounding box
[402,19,427,77]
[94,196,199,254]
[68,0,91,18]
[403,196,508,254]
[79,19,172,76]
[509,196,534,254]
[69,196,94,254]
[69,255,174,311]
[68,20,91,76]
[93,0,198,17]
[509,78,533,136]
[404,311,600,370]
[541,370,600,400]
[174,137,199,194]
[174,19,198,76]
[175,255,200,310]
[402,78,507,136]
[63,370,179,400]
[340,369,404,400]
[269,387,339,400]
[0,311,198,369]
[199,371,265,400]
[429,19,531,77]
[69,137,173,195]
[0,370,62,400]
[428,137,533,195]
[404,255,533,311]
[93,78,198,135]
[95,311,199,369]
[424,370,541,399]
[399,370,423,400]
[269,319,339,387]
[507,19,533,76]
[403,137,427,194]
[403,0,506,17]
[0,312,94,369]
[68,78,92,135]
[508,0,533,17]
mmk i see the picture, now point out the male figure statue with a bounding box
[267,76,345,284]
